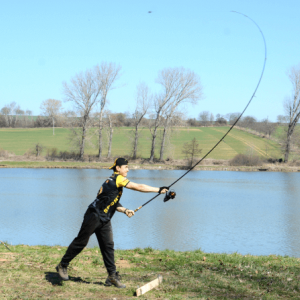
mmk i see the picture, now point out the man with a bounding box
[56,157,168,288]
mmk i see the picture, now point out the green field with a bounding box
[0,127,282,160]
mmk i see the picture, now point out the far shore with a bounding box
[1,158,300,172]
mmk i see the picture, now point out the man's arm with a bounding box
[126,182,168,194]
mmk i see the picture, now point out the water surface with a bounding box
[1,169,300,257]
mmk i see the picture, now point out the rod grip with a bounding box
[134,206,142,212]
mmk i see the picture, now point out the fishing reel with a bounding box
[164,190,176,203]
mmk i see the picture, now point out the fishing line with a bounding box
[134,11,267,212]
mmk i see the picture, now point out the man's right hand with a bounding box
[158,186,169,194]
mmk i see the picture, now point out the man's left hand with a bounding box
[125,209,135,218]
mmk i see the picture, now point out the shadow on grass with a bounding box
[45,272,105,286]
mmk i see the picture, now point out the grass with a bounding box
[0,126,282,160]
[1,244,300,299]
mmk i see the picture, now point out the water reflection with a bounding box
[1,169,300,257]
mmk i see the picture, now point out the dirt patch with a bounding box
[115,259,131,268]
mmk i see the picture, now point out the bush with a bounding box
[229,154,262,166]
[46,148,80,160]
[0,148,10,158]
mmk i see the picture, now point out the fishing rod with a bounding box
[134,11,267,213]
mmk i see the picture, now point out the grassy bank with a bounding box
[0,127,282,160]
[1,245,300,299]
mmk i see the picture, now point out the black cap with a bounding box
[109,157,128,169]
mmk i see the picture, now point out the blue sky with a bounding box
[0,0,299,121]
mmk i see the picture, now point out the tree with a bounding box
[240,115,257,128]
[283,64,300,162]
[150,67,203,161]
[227,112,241,125]
[198,111,210,126]
[96,62,122,159]
[215,117,227,125]
[260,118,277,138]
[40,99,62,135]
[277,115,287,124]
[34,143,44,157]
[132,82,150,159]
[0,102,17,127]
[63,66,101,159]
[181,138,202,168]
[105,111,115,158]
[209,113,214,124]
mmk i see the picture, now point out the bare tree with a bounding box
[40,99,62,135]
[63,67,101,159]
[182,137,202,168]
[104,111,116,158]
[132,82,150,159]
[277,115,287,124]
[0,102,17,127]
[227,112,241,125]
[149,67,203,162]
[95,62,122,159]
[260,118,277,138]
[283,64,300,162]
[209,113,214,125]
[198,111,210,126]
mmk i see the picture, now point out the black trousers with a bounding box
[61,208,116,275]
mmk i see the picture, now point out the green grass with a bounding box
[1,244,300,299]
[0,126,283,160]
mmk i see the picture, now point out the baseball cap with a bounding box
[109,157,128,169]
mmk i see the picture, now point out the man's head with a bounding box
[109,158,129,177]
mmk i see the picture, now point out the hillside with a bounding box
[0,126,282,160]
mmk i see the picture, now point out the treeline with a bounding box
[1,62,300,162]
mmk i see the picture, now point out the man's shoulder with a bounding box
[116,174,130,187]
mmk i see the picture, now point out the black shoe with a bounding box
[105,272,126,288]
[56,263,69,281]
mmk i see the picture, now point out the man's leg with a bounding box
[95,221,125,288]
[95,221,116,275]
[57,209,100,280]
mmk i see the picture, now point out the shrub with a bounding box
[46,148,80,160]
[229,153,262,166]
[0,148,10,158]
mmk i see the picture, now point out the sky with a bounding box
[0,0,299,122]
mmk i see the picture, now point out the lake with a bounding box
[1,168,300,257]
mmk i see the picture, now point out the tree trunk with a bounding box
[133,124,139,159]
[80,118,87,160]
[159,117,171,161]
[284,126,293,162]
[159,126,168,161]
[107,116,113,158]
[98,110,104,159]
[149,127,158,162]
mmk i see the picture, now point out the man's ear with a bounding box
[115,165,121,172]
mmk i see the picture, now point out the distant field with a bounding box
[0,126,282,160]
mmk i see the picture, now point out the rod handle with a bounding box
[134,206,142,213]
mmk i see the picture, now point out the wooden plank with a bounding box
[136,275,163,297]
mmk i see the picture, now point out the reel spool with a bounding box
[164,190,176,203]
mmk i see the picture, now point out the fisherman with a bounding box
[56,157,169,288]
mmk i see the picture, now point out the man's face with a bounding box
[116,165,129,177]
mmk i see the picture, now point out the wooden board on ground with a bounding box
[136,275,163,297]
